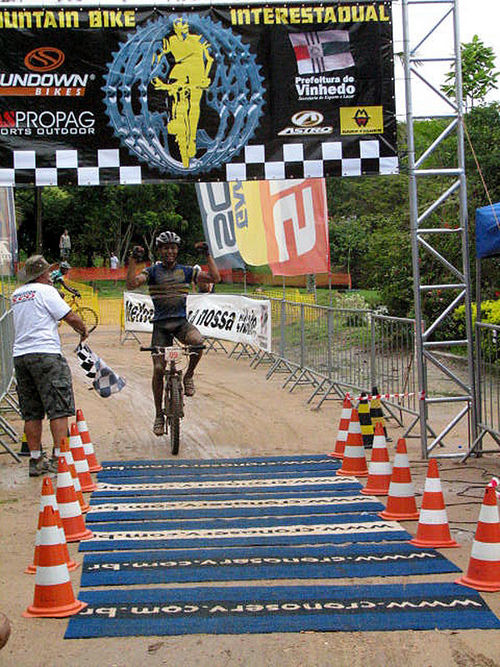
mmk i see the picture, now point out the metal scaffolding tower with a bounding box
[402,0,477,458]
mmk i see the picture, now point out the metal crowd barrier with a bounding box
[250,298,419,419]
[465,322,500,460]
[0,293,20,460]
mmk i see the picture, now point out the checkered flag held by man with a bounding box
[76,343,126,398]
[76,343,98,379]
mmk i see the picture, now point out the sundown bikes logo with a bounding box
[0,46,91,96]
[102,15,265,176]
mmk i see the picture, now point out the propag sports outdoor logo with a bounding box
[102,15,265,176]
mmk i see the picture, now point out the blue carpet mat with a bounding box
[80,543,461,587]
[100,455,340,475]
[94,475,361,497]
[79,514,411,551]
[65,582,500,637]
[89,489,368,505]
[86,494,385,522]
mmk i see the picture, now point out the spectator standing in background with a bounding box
[110,253,119,270]
[59,229,71,260]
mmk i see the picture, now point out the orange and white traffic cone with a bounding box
[455,484,500,592]
[69,422,97,492]
[25,477,79,574]
[76,409,102,473]
[23,506,86,618]
[60,438,90,514]
[361,422,392,496]
[336,408,368,477]
[409,459,459,548]
[379,438,419,520]
[56,457,93,543]
[329,396,352,459]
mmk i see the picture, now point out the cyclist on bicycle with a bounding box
[50,261,81,300]
[126,231,220,436]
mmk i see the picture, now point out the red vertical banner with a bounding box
[260,179,330,276]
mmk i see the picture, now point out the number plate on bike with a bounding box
[165,348,181,361]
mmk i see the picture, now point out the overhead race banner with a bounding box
[124,292,272,351]
[0,3,397,187]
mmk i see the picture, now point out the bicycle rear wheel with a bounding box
[168,376,181,456]
[76,306,99,334]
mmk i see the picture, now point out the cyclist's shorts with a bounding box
[14,353,75,421]
[151,318,203,350]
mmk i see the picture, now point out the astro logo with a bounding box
[279,110,332,136]
[292,111,323,127]
[24,47,65,72]
[103,15,265,176]
[353,109,369,127]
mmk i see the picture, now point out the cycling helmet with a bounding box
[156,231,181,247]
[60,261,71,270]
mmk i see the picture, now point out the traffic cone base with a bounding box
[23,597,87,619]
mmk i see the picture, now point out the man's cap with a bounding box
[18,255,57,283]
[60,261,71,270]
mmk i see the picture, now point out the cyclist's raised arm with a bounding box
[194,242,220,285]
[126,246,148,289]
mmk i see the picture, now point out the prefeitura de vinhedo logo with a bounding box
[103,15,265,175]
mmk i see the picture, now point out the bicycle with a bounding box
[66,294,99,334]
[140,343,205,455]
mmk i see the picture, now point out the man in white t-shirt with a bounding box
[12,255,89,477]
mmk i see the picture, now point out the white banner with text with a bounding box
[124,292,271,351]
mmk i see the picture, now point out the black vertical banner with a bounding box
[0,3,397,187]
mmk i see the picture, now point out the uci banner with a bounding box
[124,291,272,351]
[0,2,397,187]
[197,179,330,276]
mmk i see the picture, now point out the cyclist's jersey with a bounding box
[143,262,199,322]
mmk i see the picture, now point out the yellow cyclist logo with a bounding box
[152,17,213,168]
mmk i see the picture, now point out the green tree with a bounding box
[441,35,498,111]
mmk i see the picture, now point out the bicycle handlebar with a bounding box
[140,344,206,353]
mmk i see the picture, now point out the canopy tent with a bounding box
[475,203,500,259]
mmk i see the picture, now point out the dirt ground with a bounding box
[1,325,499,667]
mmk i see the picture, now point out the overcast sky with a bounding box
[391,0,500,117]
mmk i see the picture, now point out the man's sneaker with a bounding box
[183,375,195,397]
[29,454,56,477]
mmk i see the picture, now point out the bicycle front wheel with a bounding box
[168,376,181,456]
[76,306,99,334]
